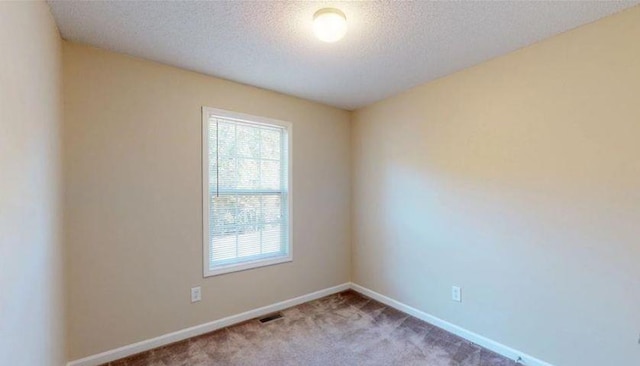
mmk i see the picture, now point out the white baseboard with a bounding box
[67,281,552,366]
[349,283,553,366]
[67,283,350,366]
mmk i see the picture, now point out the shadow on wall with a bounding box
[366,127,638,353]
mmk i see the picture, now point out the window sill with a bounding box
[203,255,292,277]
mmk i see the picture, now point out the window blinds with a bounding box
[206,115,290,272]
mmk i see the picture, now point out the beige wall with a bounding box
[352,6,640,366]
[0,2,64,365]
[63,42,351,360]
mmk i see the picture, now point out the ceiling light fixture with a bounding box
[313,8,347,43]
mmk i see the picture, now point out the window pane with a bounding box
[263,194,282,222]
[261,129,281,160]
[216,157,237,190]
[237,158,259,190]
[261,224,282,254]
[236,124,260,158]
[261,160,281,190]
[211,234,237,262]
[217,121,236,157]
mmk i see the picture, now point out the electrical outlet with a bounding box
[191,286,202,303]
[451,286,462,302]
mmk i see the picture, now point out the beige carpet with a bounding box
[103,291,517,365]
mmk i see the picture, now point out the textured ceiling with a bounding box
[48,1,639,110]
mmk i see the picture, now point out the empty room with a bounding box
[2,1,639,365]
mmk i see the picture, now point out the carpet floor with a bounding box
[102,290,517,366]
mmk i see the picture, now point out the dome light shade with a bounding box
[313,8,347,43]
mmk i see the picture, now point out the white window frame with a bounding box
[202,107,293,277]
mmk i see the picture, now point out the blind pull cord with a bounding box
[216,119,220,198]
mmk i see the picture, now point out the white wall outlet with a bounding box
[451,286,462,302]
[191,286,202,303]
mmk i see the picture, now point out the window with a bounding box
[202,107,292,277]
